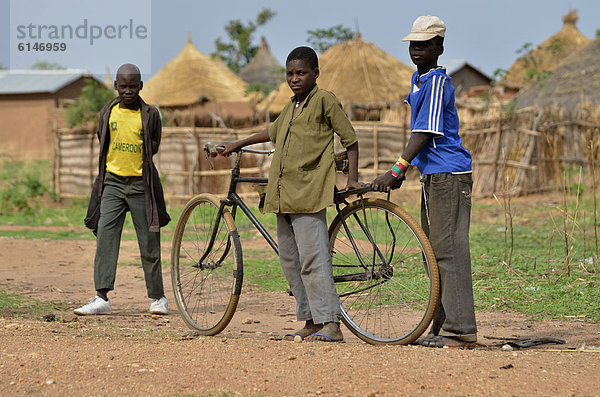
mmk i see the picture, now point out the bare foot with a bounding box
[283,320,323,341]
[305,322,343,342]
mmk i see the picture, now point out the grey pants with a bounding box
[94,172,164,299]
[277,210,342,324]
[421,172,477,342]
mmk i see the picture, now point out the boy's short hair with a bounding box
[286,46,318,69]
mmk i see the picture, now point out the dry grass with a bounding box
[141,37,250,107]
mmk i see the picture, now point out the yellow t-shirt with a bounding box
[106,106,143,177]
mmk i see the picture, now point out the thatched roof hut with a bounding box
[256,32,414,119]
[255,81,292,118]
[501,10,591,88]
[141,35,249,107]
[319,32,413,107]
[514,37,600,111]
[239,37,283,87]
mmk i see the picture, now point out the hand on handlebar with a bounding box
[344,180,366,192]
[371,171,403,192]
[222,142,246,157]
[207,142,239,157]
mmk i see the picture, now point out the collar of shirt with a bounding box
[416,67,449,86]
[288,84,319,109]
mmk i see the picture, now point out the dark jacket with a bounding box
[84,97,170,233]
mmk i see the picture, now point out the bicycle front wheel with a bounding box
[171,194,242,335]
[328,198,439,345]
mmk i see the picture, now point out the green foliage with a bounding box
[493,68,507,81]
[245,81,276,97]
[0,159,50,215]
[30,60,66,70]
[306,24,355,54]
[515,42,533,56]
[212,8,276,73]
[524,69,552,84]
[64,78,114,127]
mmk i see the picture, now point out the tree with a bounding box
[212,8,276,74]
[307,25,355,54]
[31,61,66,70]
[63,79,114,127]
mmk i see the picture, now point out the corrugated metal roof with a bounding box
[0,69,100,95]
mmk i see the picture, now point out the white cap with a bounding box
[402,15,446,42]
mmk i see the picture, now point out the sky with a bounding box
[1,0,599,81]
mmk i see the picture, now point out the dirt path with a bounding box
[1,237,600,396]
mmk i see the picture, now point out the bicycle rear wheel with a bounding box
[328,198,439,345]
[171,194,242,335]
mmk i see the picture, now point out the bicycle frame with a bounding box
[199,145,397,285]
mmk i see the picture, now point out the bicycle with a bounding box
[171,143,439,345]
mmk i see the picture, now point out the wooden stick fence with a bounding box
[53,108,600,202]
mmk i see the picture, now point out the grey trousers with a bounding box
[277,210,342,324]
[94,172,164,299]
[421,173,477,342]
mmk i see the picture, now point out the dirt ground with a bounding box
[1,234,600,396]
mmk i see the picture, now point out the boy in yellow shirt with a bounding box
[75,64,170,316]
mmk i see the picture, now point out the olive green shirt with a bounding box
[264,85,358,214]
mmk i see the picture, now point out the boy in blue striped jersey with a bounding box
[371,15,477,348]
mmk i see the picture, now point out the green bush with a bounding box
[0,159,50,215]
[64,78,114,127]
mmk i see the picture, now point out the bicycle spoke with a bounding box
[172,195,242,334]
[330,198,439,344]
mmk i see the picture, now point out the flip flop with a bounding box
[283,334,303,341]
[305,333,344,343]
[419,335,476,349]
[411,332,437,346]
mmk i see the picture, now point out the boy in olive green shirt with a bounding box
[220,46,361,342]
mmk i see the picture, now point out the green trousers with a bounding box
[93,172,164,299]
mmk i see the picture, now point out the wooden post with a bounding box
[373,125,379,178]
[53,129,61,198]
[89,128,95,189]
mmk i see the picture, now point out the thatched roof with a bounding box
[318,32,414,106]
[256,33,414,115]
[502,10,591,88]
[255,81,292,114]
[239,37,283,87]
[514,37,600,111]
[141,35,249,107]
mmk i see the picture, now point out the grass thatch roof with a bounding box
[255,81,292,114]
[239,37,283,87]
[141,35,249,107]
[318,32,414,106]
[256,33,414,115]
[502,10,591,88]
[514,37,600,111]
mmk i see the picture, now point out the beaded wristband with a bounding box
[390,157,410,178]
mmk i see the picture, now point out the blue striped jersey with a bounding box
[405,68,472,175]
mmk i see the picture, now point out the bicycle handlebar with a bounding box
[204,142,275,157]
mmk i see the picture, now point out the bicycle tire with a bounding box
[171,194,243,335]
[328,198,439,345]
